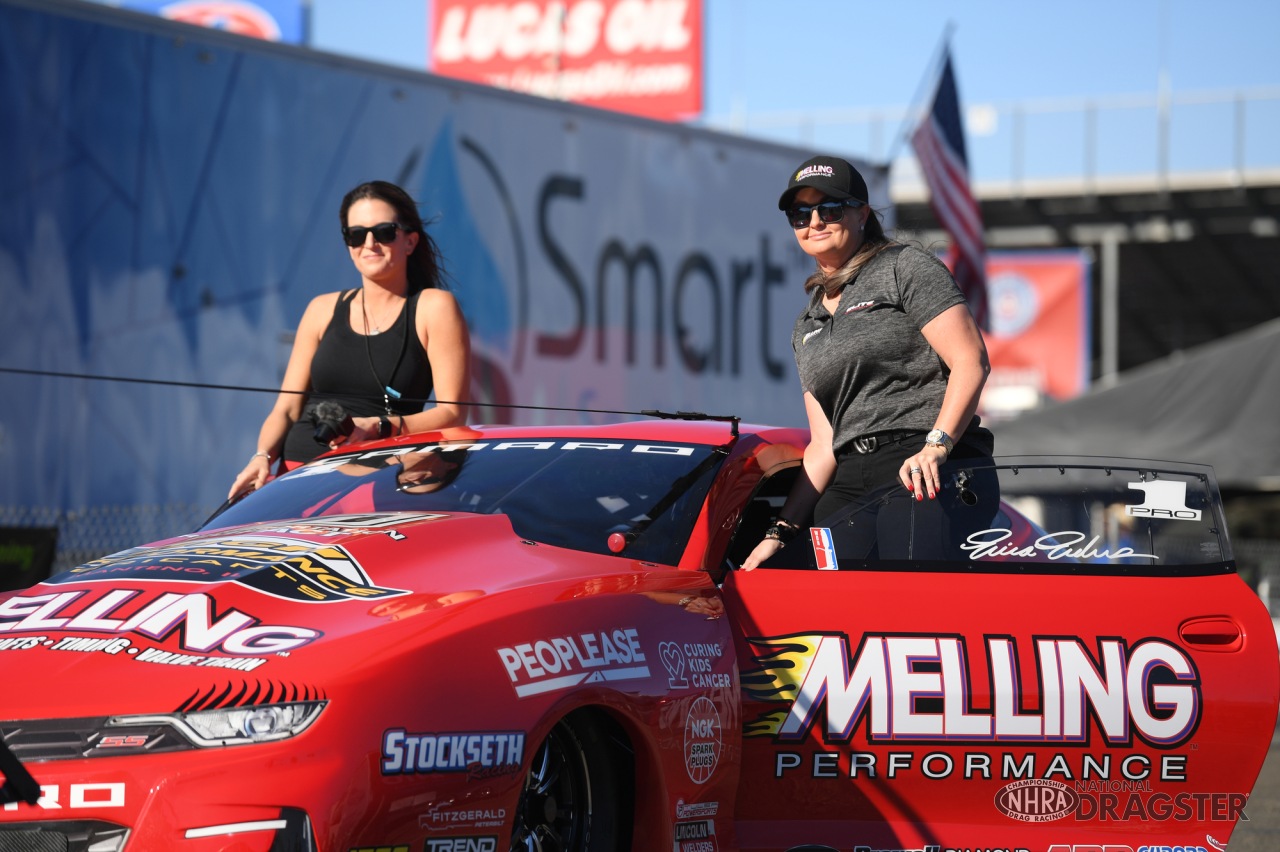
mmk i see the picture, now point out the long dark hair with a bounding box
[803,206,896,294]
[340,180,449,294]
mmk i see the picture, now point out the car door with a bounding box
[718,457,1279,852]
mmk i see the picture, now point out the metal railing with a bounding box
[702,85,1280,192]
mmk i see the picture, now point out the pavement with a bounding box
[1226,721,1280,852]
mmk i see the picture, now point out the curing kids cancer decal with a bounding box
[742,631,1202,781]
[47,534,409,603]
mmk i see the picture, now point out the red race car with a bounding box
[1,418,1275,852]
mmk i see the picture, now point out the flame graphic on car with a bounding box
[740,633,825,737]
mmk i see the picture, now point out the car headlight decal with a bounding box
[108,700,327,748]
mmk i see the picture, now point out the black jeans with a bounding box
[815,430,999,562]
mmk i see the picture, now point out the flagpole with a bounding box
[885,20,957,164]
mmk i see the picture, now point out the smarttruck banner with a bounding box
[0,0,883,517]
[430,0,703,120]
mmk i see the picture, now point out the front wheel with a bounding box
[511,711,622,851]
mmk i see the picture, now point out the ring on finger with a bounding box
[909,466,922,474]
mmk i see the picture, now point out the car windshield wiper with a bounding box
[0,737,40,805]
[608,436,737,554]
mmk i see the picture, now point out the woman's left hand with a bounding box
[899,444,949,500]
[329,415,381,449]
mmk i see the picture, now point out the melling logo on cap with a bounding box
[795,165,835,181]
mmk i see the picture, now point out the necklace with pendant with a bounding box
[361,290,402,335]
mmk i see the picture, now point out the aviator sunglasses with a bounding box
[342,221,403,248]
[785,199,863,230]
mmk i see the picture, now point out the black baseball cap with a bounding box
[777,155,870,210]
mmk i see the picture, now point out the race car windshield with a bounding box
[202,439,725,565]
[763,456,1233,573]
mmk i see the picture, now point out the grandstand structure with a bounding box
[709,85,1280,384]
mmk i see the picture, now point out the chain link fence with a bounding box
[1,504,218,578]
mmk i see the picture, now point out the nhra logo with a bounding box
[54,535,407,603]
[995,779,1079,822]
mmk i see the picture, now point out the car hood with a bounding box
[0,512,616,718]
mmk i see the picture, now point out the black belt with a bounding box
[844,429,927,455]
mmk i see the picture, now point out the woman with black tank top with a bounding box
[742,155,994,569]
[227,180,470,500]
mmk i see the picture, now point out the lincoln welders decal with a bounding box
[742,632,1201,747]
[47,535,408,603]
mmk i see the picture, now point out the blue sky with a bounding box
[305,0,1280,182]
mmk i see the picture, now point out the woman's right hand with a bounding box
[227,455,272,501]
[741,537,783,571]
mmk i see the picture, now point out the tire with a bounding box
[510,711,623,851]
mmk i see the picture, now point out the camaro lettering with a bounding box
[743,633,1200,746]
[0,589,321,655]
[497,628,648,697]
[381,730,524,775]
[962,529,1157,561]
[1,783,125,811]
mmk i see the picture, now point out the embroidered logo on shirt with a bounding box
[844,300,875,314]
[801,327,824,344]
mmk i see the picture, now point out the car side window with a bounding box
[725,466,801,568]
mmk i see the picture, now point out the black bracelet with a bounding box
[764,520,801,544]
[377,416,393,439]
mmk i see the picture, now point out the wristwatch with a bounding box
[925,429,954,455]
[378,416,394,439]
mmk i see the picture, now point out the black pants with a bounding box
[815,430,999,563]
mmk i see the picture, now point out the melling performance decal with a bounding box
[0,588,321,656]
[742,632,1201,782]
[48,535,407,603]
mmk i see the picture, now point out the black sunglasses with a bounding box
[342,222,403,248]
[785,199,863,230]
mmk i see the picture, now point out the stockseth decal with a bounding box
[498,628,648,697]
[381,730,524,779]
[684,696,723,784]
[742,633,1201,747]
[49,535,407,603]
[0,588,321,655]
[1126,480,1203,521]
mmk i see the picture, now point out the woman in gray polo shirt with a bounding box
[742,155,995,569]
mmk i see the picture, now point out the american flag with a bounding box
[911,49,988,329]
